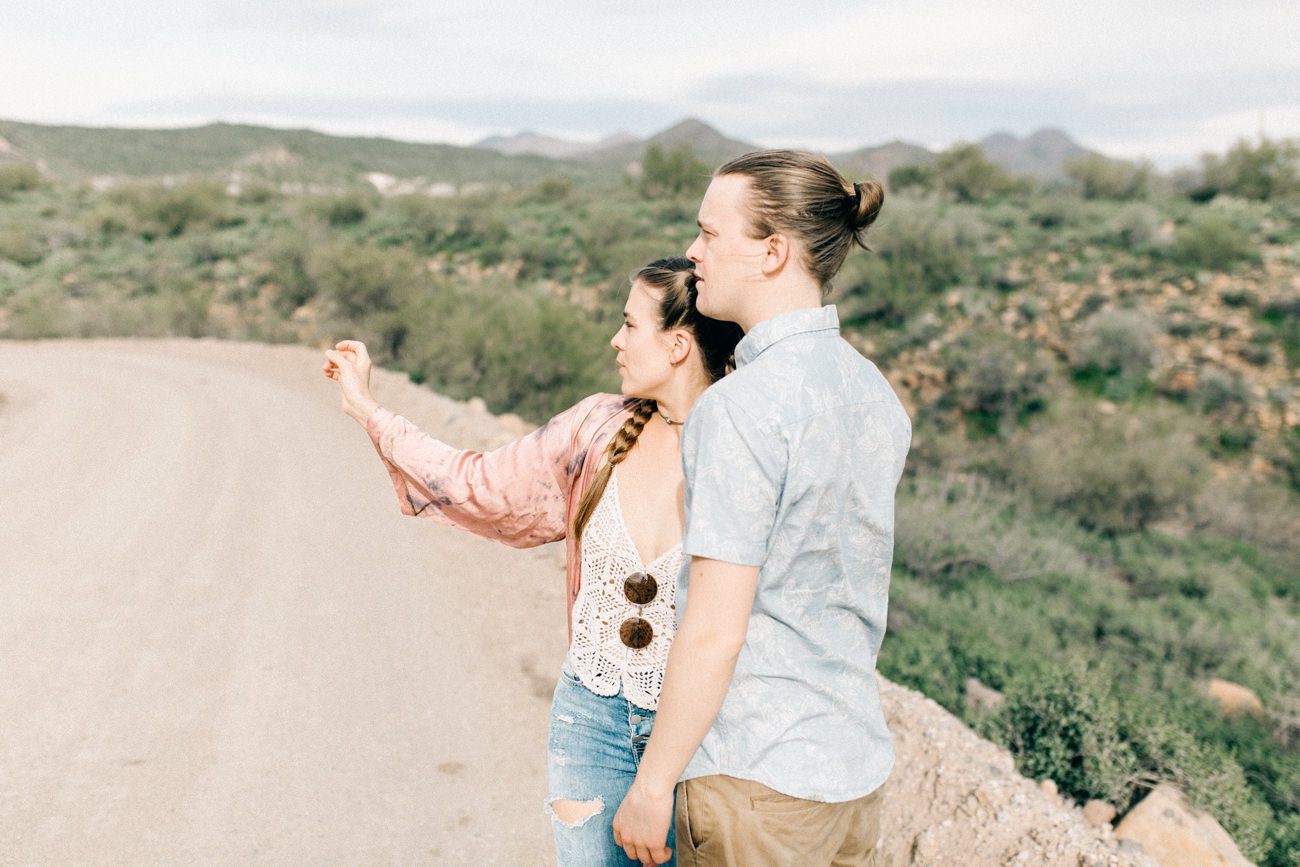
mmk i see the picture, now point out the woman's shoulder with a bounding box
[539,393,633,446]
[568,392,636,439]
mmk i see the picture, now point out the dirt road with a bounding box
[0,339,568,865]
[0,338,1159,867]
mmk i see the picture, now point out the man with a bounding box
[612,151,911,866]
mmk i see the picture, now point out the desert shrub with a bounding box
[886,163,930,194]
[107,179,233,239]
[1122,703,1273,862]
[1169,213,1259,272]
[308,240,426,358]
[836,198,986,322]
[0,223,45,266]
[982,662,1138,805]
[1071,309,1159,398]
[639,144,709,199]
[1029,193,1090,232]
[879,627,962,710]
[1109,202,1164,249]
[261,232,317,313]
[400,277,617,421]
[1194,366,1253,413]
[1066,154,1152,201]
[1193,476,1300,578]
[1010,402,1207,533]
[3,279,66,338]
[309,190,374,226]
[894,474,1087,584]
[928,143,1021,203]
[1258,297,1300,368]
[1199,137,1300,202]
[0,163,43,199]
[941,327,1053,435]
[522,175,575,205]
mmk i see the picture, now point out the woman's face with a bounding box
[610,280,680,400]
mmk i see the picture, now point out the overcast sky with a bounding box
[2,0,1297,168]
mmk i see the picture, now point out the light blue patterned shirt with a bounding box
[677,305,911,802]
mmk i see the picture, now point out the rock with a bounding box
[1166,368,1198,395]
[964,677,1005,714]
[1039,779,1058,797]
[1204,678,1266,717]
[1083,800,1117,826]
[1115,783,1252,867]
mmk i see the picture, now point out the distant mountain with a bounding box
[978,128,1094,181]
[475,130,637,160]
[0,116,1120,189]
[580,117,757,169]
[0,120,594,185]
[831,140,935,186]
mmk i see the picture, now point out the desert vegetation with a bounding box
[1,129,1297,864]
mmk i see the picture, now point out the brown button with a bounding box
[623,571,657,605]
[619,617,653,649]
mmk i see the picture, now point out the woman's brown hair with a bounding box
[572,256,742,545]
[715,149,884,293]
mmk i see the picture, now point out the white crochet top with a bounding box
[567,467,682,711]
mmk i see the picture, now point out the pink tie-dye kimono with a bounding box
[366,392,635,641]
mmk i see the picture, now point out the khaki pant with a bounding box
[674,774,884,866]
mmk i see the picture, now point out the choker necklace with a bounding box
[659,410,681,426]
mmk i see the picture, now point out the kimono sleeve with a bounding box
[365,394,611,548]
[680,389,785,567]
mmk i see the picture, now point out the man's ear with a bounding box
[762,232,791,276]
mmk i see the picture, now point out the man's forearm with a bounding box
[626,556,759,798]
[629,613,744,794]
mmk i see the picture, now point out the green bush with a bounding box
[1109,203,1164,249]
[836,198,987,322]
[982,662,1138,805]
[399,277,618,421]
[942,326,1053,435]
[639,144,709,199]
[1066,154,1152,201]
[1122,703,1273,862]
[894,474,1087,584]
[0,163,43,199]
[1199,137,1300,202]
[3,279,66,338]
[1170,213,1259,272]
[1011,402,1207,533]
[1194,366,1253,414]
[1071,308,1159,395]
[107,179,233,239]
[0,223,45,266]
[309,191,374,226]
[309,240,425,356]
[929,143,1022,203]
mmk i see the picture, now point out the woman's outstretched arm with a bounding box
[324,340,622,548]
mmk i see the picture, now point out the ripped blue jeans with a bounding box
[546,657,676,866]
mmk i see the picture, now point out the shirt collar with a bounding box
[734,305,840,367]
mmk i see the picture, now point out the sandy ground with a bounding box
[0,338,567,865]
[0,338,1153,867]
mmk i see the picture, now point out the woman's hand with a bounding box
[322,339,381,427]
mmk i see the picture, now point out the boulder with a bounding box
[1083,800,1117,827]
[1115,783,1252,866]
[1204,678,1266,718]
[963,677,1005,714]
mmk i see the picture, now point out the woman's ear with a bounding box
[668,329,693,366]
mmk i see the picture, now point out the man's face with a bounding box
[685,174,769,324]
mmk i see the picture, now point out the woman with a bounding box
[323,257,742,866]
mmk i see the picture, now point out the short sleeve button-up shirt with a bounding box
[677,304,911,802]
